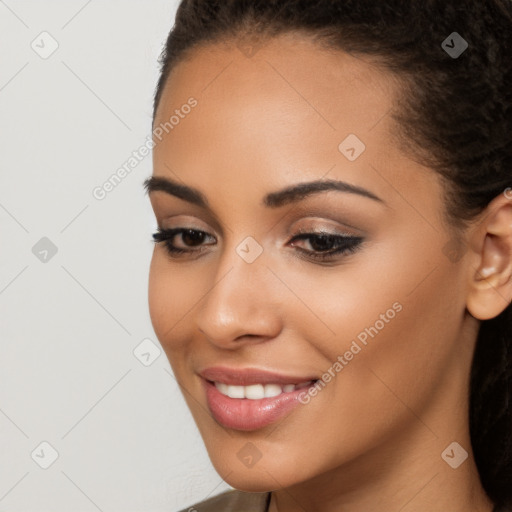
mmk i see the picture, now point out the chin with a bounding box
[208,450,311,492]
[220,471,280,493]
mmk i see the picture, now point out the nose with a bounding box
[195,241,282,349]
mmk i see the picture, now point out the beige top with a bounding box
[178,490,270,512]
[179,489,510,512]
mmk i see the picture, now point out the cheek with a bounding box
[285,236,460,418]
[331,251,458,409]
[148,252,199,353]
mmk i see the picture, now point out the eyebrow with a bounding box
[143,175,386,209]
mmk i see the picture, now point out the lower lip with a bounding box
[203,379,315,431]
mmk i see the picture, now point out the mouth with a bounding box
[199,366,320,431]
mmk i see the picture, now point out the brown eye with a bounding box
[288,230,364,262]
[152,228,215,256]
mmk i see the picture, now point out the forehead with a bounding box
[154,32,398,130]
[151,33,436,214]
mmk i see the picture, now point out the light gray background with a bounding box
[0,1,231,510]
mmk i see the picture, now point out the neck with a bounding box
[269,430,493,512]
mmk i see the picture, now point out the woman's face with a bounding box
[147,34,476,490]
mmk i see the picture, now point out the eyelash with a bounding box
[151,227,364,263]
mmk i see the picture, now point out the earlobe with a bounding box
[466,194,512,321]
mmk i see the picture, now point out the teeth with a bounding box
[245,384,265,399]
[214,380,314,399]
[226,384,244,399]
[264,384,282,398]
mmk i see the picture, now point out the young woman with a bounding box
[144,1,512,511]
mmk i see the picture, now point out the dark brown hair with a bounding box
[152,1,512,507]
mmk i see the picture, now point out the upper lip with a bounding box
[199,366,319,386]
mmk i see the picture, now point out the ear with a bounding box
[466,190,512,320]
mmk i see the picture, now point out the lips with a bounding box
[199,366,319,430]
[199,366,319,386]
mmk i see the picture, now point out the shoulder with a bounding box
[177,489,270,512]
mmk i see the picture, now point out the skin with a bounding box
[147,32,512,512]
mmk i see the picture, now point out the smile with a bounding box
[199,367,321,430]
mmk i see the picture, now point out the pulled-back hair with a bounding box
[152,1,512,507]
